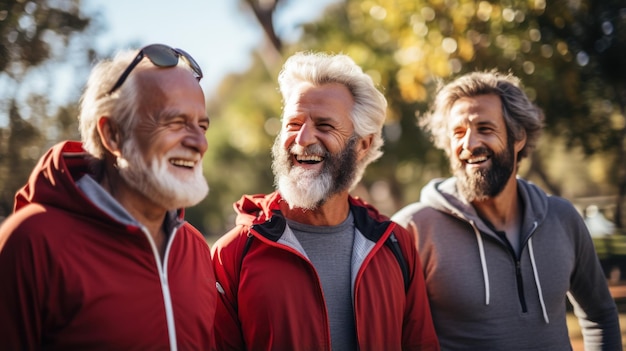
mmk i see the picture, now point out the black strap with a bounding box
[240,234,254,268]
[385,232,410,293]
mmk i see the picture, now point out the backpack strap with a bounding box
[385,232,410,293]
[240,233,254,269]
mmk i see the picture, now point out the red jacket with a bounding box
[0,141,216,350]
[211,192,439,351]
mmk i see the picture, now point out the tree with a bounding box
[197,0,626,238]
[292,0,626,227]
[199,58,281,236]
[0,0,96,218]
[223,0,626,231]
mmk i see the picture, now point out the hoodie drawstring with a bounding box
[471,219,548,322]
[471,221,490,305]
[528,236,550,324]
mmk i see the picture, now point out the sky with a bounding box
[83,0,340,95]
[0,0,340,128]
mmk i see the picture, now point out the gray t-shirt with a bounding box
[288,212,356,351]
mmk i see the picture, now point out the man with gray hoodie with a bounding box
[392,70,621,350]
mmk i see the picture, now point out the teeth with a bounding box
[296,155,323,162]
[467,156,488,164]
[170,159,195,168]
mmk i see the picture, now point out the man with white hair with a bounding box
[211,51,439,351]
[0,44,216,349]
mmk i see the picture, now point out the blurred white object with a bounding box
[585,205,615,237]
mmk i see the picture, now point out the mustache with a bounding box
[290,143,327,157]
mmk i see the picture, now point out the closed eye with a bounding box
[199,118,210,132]
[285,122,302,131]
[168,119,186,129]
[317,123,334,131]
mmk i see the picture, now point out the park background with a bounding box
[1,0,625,348]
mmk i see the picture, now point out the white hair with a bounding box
[277,51,388,186]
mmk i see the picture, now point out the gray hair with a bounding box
[277,51,388,185]
[421,70,544,160]
[79,50,141,159]
[78,48,195,159]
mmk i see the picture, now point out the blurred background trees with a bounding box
[204,0,625,238]
[0,0,97,216]
[1,0,624,240]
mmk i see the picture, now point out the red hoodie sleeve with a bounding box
[211,226,250,351]
[0,208,50,350]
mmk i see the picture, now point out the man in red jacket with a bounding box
[0,44,216,350]
[211,52,439,351]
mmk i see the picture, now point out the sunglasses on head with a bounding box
[107,43,203,95]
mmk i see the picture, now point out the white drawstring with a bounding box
[528,236,550,324]
[471,221,490,305]
[471,219,547,322]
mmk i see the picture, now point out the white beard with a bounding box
[116,138,209,210]
[271,135,358,211]
[277,165,333,210]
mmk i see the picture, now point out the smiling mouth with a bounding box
[465,155,489,164]
[169,158,197,169]
[295,154,324,165]
[459,148,491,165]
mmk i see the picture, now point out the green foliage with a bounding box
[200,0,625,237]
[292,0,626,223]
[0,0,95,218]
[198,54,282,236]
[0,0,90,75]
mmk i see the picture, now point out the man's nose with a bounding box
[183,126,208,155]
[461,129,479,152]
[295,122,316,147]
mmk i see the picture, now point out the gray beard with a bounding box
[271,136,358,210]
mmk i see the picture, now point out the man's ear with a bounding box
[356,134,374,162]
[97,117,122,157]
[514,130,527,156]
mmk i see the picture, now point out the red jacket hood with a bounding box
[14,141,92,215]
[232,191,389,227]
[13,140,185,222]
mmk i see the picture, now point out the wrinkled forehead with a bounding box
[448,95,504,127]
[283,82,353,116]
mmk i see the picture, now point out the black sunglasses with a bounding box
[107,43,203,95]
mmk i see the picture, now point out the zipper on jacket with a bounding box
[501,221,540,314]
[467,214,540,315]
[517,221,540,314]
[493,229,528,313]
[141,225,179,351]
[515,260,527,312]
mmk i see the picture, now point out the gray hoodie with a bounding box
[392,177,621,351]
